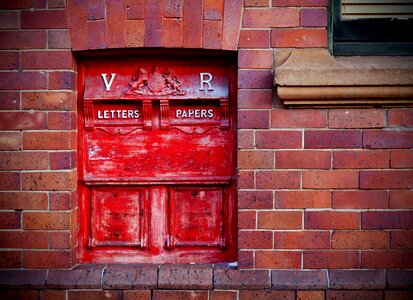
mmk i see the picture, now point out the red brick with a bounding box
[258,211,302,229]
[153,291,207,300]
[238,110,269,129]
[48,112,75,130]
[238,170,254,188]
[239,290,295,300]
[209,290,236,300]
[238,150,274,169]
[0,92,20,110]
[388,109,413,127]
[23,211,70,230]
[88,20,106,49]
[48,30,71,49]
[272,0,327,6]
[21,10,68,29]
[387,270,413,290]
[239,29,270,48]
[214,268,270,289]
[243,8,299,28]
[390,190,413,208]
[238,211,256,229]
[300,8,327,27]
[0,231,48,249]
[305,130,362,149]
[0,172,20,190]
[385,291,413,300]
[0,51,19,70]
[164,19,182,48]
[391,149,413,168]
[126,20,145,47]
[23,131,72,150]
[204,0,223,20]
[362,251,413,268]
[238,89,273,109]
[39,290,66,300]
[332,231,387,250]
[0,211,21,229]
[276,150,330,169]
[362,211,413,229]
[304,251,360,268]
[391,231,413,249]
[22,50,73,70]
[364,130,413,149]
[274,231,330,249]
[332,190,388,209]
[245,0,268,6]
[49,0,66,8]
[256,130,302,149]
[271,270,328,290]
[49,71,76,91]
[255,251,301,268]
[0,192,47,210]
[49,231,71,249]
[238,50,273,69]
[238,130,254,149]
[107,0,126,48]
[69,291,122,300]
[49,192,75,210]
[271,109,327,128]
[238,70,272,89]
[271,28,327,48]
[329,109,385,129]
[326,291,383,300]
[0,72,47,90]
[0,31,46,49]
[164,0,182,18]
[333,150,389,169]
[0,251,21,268]
[276,191,330,208]
[87,0,105,20]
[0,112,47,130]
[328,269,386,290]
[0,151,48,170]
[203,20,222,49]
[222,0,243,50]
[239,191,273,209]
[50,151,76,170]
[182,0,202,48]
[22,171,75,191]
[297,291,325,300]
[239,231,272,249]
[67,0,88,50]
[0,0,46,9]
[257,171,301,189]
[123,290,151,300]
[0,132,21,150]
[360,170,413,189]
[303,170,358,189]
[238,250,254,268]
[25,250,73,268]
[305,211,360,230]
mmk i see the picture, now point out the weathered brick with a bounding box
[329,269,385,290]
[271,109,327,128]
[67,0,88,50]
[50,151,76,170]
[238,170,254,188]
[0,51,19,70]
[363,130,413,149]
[22,171,75,191]
[361,251,413,268]
[0,11,19,29]
[303,170,358,189]
[49,0,66,8]
[87,0,105,20]
[21,50,73,70]
[0,132,21,150]
[387,270,413,289]
[238,89,273,109]
[222,0,243,50]
[0,92,20,110]
[276,150,330,169]
[297,291,325,300]
[391,149,413,168]
[158,264,213,289]
[0,231,48,249]
[24,250,72,268]
[332,231,387,250]
[0,211,21,229]
[47,266,104,289]
[256,171,301,189]
[49,231,71,249]
[126,20,145,47]
[238,290,295,300]
[238,50,273,69]
[300,8,327,27]
[203,20,222,49]
[0,251,21,268]
[332,190,388,209]
[214,267,270,289]
[326,290,383,300]
[238,130,254,149]
[23,211,70,230]
[274,231,330,249]
[164,19,182,48]
[275,191,330,208]
[390,231,413,249]
[88,20,106,49]
[238,150,274,169]
[209,290,237,300]
[362,211,413,229]
[204,0,223,20]
[255,251,301,268]
[272,0,327,6]
[304,251,360,269]
[48,112,75,130]
[107,0,126,48]
[271,28,327,48]
[0,112,47,130]
[0,269,47,289]
[305,211,360,230]
[271,270,327,290]
[239,231,272,249]
[238,250,254,269]
[238,211,256,229]
[22,10,68,29]
[23,131,72,150]
[182,0,202,48]
[256,130,302,149]
[0,31,46,49]
[68,291,122,300]
[329,109,385,129]
[0,72,47,90]
[388,109,413,127]
[245,0,268,6]
[0,151,48,170]
[360,170,413,189]
[239,29,270,48]
[332,150,390,169]
[385,291,413,300]
[123,290,151,300]
[153,290,208,300]
[390,190,413,208]
[305,130,362,148]
[243,8,299,28]
[49,71,76,90]
[48,30,71,49]
[102,265,158,289]
[0,172,20,190]
[239,191,273,209]
[258,211,302,229]
[238,70,272,89]
[238,110,269,129]
[0,192,47,210]
[39,290,66,300]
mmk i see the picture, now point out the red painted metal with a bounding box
[78,54,237,264]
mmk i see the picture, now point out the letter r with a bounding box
[199,73,214,91]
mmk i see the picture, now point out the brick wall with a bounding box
[0,0,412,298]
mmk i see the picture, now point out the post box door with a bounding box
[78,54,237,264]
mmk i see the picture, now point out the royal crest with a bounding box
[124,66,187,96]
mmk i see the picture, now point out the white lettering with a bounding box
[134,110,140,118]
[176,110,182,118]
[101,73,117,91]
[175,109,214,119]
[96,110,141,120]
[199,73,214,91]
[97,110,104,119]
[207,109,214,118]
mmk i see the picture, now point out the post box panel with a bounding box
[167,186,225,249]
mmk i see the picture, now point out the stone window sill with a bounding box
[274,49,413,107]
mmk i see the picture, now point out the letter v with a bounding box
[101,73,117,91]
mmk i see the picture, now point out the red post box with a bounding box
[78,54,237,263]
